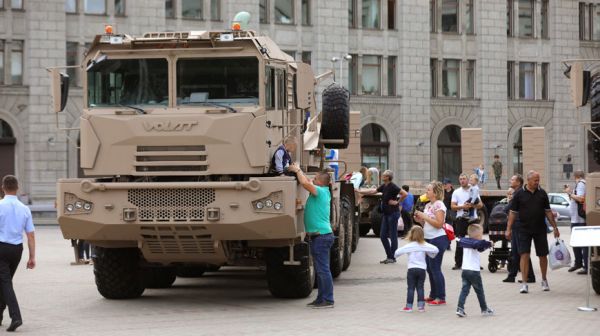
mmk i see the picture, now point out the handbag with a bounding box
[443,223,455,241]
[574,181,586,219]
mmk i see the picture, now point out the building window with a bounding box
[84,0,105,14]
[182,0,203,19]
[301,0,310,25]
[441,0,458,33]
[349,0,357,28]
[275,0,294,24]
[210,0,220,20]
[11,40,23,85]
[362,0,380,29]
[283,50,296,59]
[430,0,436,32]
[507,61,514,99]
[0,41,4,85]
[518,0,533,38]
[165,0,175,18]
[362,55,381,95]
[442,59,459,98]
[437,125,462,183]
[66,0,77,13]
[513,127,528,176]
[465,60,475,98]
[388,56,396,96]
[507,0,514,36]
[465,0,474,34]
[11,0,22,10]
[580,2,587,40]
[115,0,125,16]
[431,58,438,97]
[301,51,311,65]
[66,42,79,87]
[593,4,600,40]
[260,0,269,23]
[541,0,548,38]
[361,123,389,174]
[541,62,549,100]
[348,54,358,94]
[519,62,535,100]
[388,0,395,30]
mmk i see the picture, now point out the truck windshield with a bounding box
[87,58,168,107]
[176,58,259,106]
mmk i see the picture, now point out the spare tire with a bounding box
[321,83,350,149]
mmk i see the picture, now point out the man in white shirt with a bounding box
[565,170,587,274]
[451,173,483,270]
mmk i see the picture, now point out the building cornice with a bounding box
[507,100,555,108]
[431,98,481,107]
[350,95,403,105]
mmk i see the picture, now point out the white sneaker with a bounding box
[481,308,495,316]
[541,280,550,291]
[519,284,528,294]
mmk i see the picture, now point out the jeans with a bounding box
[571,222,589,270]
[454,217,468,267]
[380,212,400,260]
[77,240,90,259]
[311,233,335,303]
[508,225,535,279]
[457,270,488,311]
[495,176,501,190]
[426,235,449,300]
[406,268,426,309]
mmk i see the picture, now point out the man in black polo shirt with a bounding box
[506,171,559,294]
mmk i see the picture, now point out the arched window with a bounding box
[0,119,16,184]
[437,125,462,182]
[361,123,389,174]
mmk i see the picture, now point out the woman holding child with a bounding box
[413,181,449,306]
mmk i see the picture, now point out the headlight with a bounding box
[63,193,94,215]
[252,191,284,213]
[274,202,282,211]
[66,204,74,212]
[265,199,273,208]
[75,201,83,209]
[256,201,264,209]
[83,203,92,211]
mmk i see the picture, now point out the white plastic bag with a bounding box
[549,239,572,270]
[397,216,404,231]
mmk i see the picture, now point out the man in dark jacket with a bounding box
[270,136,296,175]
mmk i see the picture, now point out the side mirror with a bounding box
[50,68,70,113]
[294,63,315,110]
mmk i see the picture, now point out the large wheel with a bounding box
[351,212,360,252]
[370,208,382,237]
[93,247,145,300]
[591,259,600,295]
[320,83,350,149]
[143,267,177,289]
[176,266,205,278]
[477,207,489,233]
[265,243,314,298]
[342,196,353,271]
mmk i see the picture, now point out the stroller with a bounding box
[487,203,511,273]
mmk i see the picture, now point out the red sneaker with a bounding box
[425,297,435,302]
[428,300,446,306]
[402,307,413,313]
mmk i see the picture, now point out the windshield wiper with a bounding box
[118,104,147,115]
[183,101,238,113]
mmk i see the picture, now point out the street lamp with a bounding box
[330,54,352,88]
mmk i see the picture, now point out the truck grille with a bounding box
[140,225,215,254]
[128,188,216,222]
[135,145,208,174]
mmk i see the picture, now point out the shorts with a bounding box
[518,230,549,256]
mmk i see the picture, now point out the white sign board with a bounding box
[570,226,600,247]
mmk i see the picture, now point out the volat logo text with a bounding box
[142,121,198,132]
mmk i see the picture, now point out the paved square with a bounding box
[10,227,600,335]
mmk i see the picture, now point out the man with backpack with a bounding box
[565,170,587,275]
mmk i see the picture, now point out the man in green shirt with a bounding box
[492,155,503,190]
[288,163,334,308]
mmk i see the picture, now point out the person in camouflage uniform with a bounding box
[492,155,502,190]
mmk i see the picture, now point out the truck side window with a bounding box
[277,69,287,110]
[266,67,275,110]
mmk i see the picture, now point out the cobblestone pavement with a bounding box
[10,227,600,335]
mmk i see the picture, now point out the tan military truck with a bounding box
[48,19,358,299]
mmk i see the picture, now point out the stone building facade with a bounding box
[0,0,594,206]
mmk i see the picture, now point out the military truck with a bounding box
[48,16,358,299]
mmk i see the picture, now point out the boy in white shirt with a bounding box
[456,224,494,317]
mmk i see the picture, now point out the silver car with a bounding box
[548,193,571,222]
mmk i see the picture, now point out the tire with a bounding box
[359,224,371,237]
[342,196,353,271]
[176,266,206,278]
[330,226,345,278]
[93,247,145,300]
[488,259,498,273]
[351,213,359,252]
[477,207,489,233]
[321,83,350,149]
[591,259,600,295]
[266,243,314,298]
[370,208,382,237]
[143,267,177,289]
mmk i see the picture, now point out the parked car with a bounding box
[548,193,571,222]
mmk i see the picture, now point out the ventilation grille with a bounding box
[128,188,215,222]
[141,226,215,254]
[135,146,208,174]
